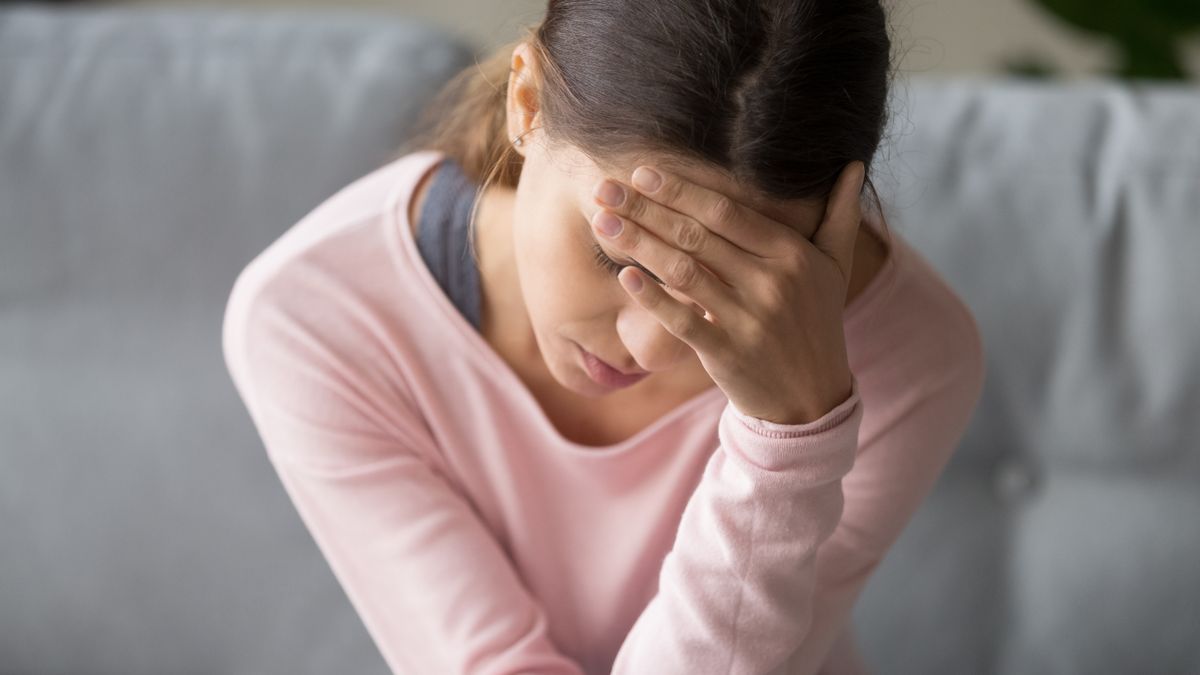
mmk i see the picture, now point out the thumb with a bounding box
[812,161,865,286]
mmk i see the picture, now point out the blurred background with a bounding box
[106,0,1200,81]
[3,0,1198,674]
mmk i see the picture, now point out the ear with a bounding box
[506,42,541,156]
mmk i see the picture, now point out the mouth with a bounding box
[575,343,649,389]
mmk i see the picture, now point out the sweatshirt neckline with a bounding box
[384,149,898,457]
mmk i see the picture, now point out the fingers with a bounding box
[592,177,757,283]
[811,161,866,285]
[626,166,792,257]
[616,267,724,355]
[590,208,741,321]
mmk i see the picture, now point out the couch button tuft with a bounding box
[994,459,1036,502]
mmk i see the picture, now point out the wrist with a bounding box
[770,371,855,425]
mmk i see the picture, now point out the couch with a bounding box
[2,4,1197,673]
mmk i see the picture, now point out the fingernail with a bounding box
[621,270,644,293]
[594,211,623,237]
[632,167,661,192]
[595,180,625,207]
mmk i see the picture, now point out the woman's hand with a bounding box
[590,160,866,425]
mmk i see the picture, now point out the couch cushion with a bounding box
[3,4,1199,673]
[854,78,1200,674]
[0,6,472,674]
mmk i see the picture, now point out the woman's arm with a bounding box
[223,277,588,674]
[223,255,983,675]
[611,380,866,673]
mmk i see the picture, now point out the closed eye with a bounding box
[590,242,664,285]
[591,242,625,275]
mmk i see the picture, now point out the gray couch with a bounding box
[2,5,1197,674]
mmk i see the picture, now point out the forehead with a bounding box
[548,143,821,227]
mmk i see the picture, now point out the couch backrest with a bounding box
[855,77,1200,674]
[0,7,472,674]
[2,5,1197,674]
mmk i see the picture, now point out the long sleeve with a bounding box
[222,253,983,675]
[223,277,587,674]
[611,380,866,674]
[222,260,869,675]
[613,301,986,672]
[780,303,988,675]
[615,324,986,675]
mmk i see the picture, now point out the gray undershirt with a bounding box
[414,157,483,331]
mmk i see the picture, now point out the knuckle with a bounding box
[629,194,651,221]
[791,247,813,278]
[709,195,737,224]
[673,219,706,253]
[670,309,700,340]
[676,318,699,341]
[659,177,683,203]
[621,223,640,249]
[747,319,771,350]
[762,283,790,313]
[664,256,703,292]
[761,267,800,312]
[778,245,808,279]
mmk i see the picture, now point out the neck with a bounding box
[474,185,540,361]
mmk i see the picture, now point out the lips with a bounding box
[576,343,649,389]
[585,348,645,376]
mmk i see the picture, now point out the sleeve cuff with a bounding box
[717,374,864,475]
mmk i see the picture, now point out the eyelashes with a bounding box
[591,242,626,276]
[590,242,665,285]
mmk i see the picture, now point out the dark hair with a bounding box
[394,0,898,255]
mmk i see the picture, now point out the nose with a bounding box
[617,293,707,372]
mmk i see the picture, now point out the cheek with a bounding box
[514,219,613,317]
[512,214,576,292]
[511,213,561,270]
[512,204,587,270]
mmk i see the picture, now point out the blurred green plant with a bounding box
[1020,0,1199,80]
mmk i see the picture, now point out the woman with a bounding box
[223,1,987,673]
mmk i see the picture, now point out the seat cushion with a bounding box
[0,6,473,674]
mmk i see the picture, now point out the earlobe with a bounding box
[505,79,528,155]
[506,43,541,154]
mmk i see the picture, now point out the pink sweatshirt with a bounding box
[222,149,986,675]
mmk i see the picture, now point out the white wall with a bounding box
[118,0,1200,79]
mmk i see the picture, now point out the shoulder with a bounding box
[225,150,446,323]
[845,218,892,308]
[222,153,442,403]
[851,232,987,402]
[221,247,431,455]
[407,159,444,238]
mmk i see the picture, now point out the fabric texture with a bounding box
[8,4,1200,673]
[222,149,986,674]
[414,157,483,329]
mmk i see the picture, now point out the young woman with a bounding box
[223,1,986,673]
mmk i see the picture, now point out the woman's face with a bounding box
[505,141,706,398]
[498,43,825,399]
